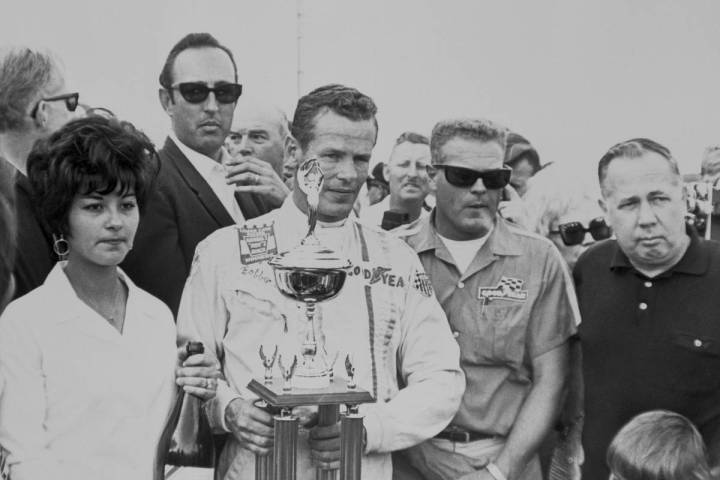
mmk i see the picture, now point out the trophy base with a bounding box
[293,371,330,389]
[248,378,374,408]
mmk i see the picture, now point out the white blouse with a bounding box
[0,263,177,480]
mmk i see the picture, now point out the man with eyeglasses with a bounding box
[122,33,274,317]
[0,46,82,299]
[574,138,720,480]
[399,118,578,480]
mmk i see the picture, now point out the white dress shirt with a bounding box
[0,263,177,480]
[169,133,245,224]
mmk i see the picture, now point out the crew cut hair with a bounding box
[395,131,429,146]
[291,84,378,151]
[158,33,238,89]
[598,138,679,195]
[0,46,61,132]
[26,116,159,235]
[607,410,711,480]
[430,118,508,164]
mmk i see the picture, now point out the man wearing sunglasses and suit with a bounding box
[0,47,82,299]
[575,139,720,480]
[398,118,578,480]
[122,33,277,317]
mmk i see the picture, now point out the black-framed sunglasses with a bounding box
[170,82,243,104]
[433,164,512,189]
[30,92,79,118]
[550,217,612,246]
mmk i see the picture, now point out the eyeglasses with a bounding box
[170,82,243,104]
[550,217,612,246]
[30,92,79,118]
[433,164,512,189]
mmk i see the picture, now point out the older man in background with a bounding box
[400,118,577,480]
[576,138,720,480]
[0,47,81,298]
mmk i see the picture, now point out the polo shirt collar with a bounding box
[609,232,708,276]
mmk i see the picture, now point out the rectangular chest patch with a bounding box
[478,276,528,303]
[238,223,278,265]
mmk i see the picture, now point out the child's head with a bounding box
[607,410,710,480]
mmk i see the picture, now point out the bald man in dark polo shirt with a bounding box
[575,138,720,480]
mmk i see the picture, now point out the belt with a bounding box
[435,427,497,443]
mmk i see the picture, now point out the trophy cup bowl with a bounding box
[269,238,351,389]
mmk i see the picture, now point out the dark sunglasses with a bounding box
[30,92,79,118]
[170,82,243,104]
[550,217,612,246]
[434,164,512,189]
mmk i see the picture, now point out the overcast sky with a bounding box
[2,0,719,180]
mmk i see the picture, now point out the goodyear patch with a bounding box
[347,264,405,288]
[238,223,278,265]
[478,276,528,303]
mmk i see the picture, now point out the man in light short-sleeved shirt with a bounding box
[398,118,578,480]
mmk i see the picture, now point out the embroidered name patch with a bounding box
[478,276,528,303]
[238,223,278,265]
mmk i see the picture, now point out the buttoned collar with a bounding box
[609,231,709,277]
[168,132,231,177]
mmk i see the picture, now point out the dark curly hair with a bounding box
[26,116,158,235]
[291,84,378,151]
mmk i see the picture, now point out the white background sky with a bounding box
[2,0,719,182]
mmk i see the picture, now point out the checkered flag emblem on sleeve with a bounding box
[412,271,434,297]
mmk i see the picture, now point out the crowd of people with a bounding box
[0,32,719,480]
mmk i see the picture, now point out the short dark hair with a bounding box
[26,116,158,235]
[291,84,378,151]
[0,47,60,132]
[395,131,429,146]
[598,138,678,195]
[607,410,711,480]
[158,33,238,90]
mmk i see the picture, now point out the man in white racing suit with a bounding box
[177,84,464,480]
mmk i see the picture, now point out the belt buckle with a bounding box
[454,430,471,443]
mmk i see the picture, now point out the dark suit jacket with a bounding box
[121,137,272,317]
[12,172,56,299]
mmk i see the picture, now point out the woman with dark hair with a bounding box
[0,116,219,479]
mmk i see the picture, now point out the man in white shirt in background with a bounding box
[361,131,435,230]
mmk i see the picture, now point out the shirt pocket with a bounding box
[486,304,526,367]
[456,303,525,367]
[663,330,720,393]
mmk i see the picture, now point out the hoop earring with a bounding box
[52,233,70,259]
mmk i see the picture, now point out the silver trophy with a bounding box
[268,157,352,389]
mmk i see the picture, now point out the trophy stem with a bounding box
[274,409,298,480]
[339,405,364,480]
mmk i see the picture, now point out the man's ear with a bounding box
[284,135,299,163]
[159,88,173,115]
